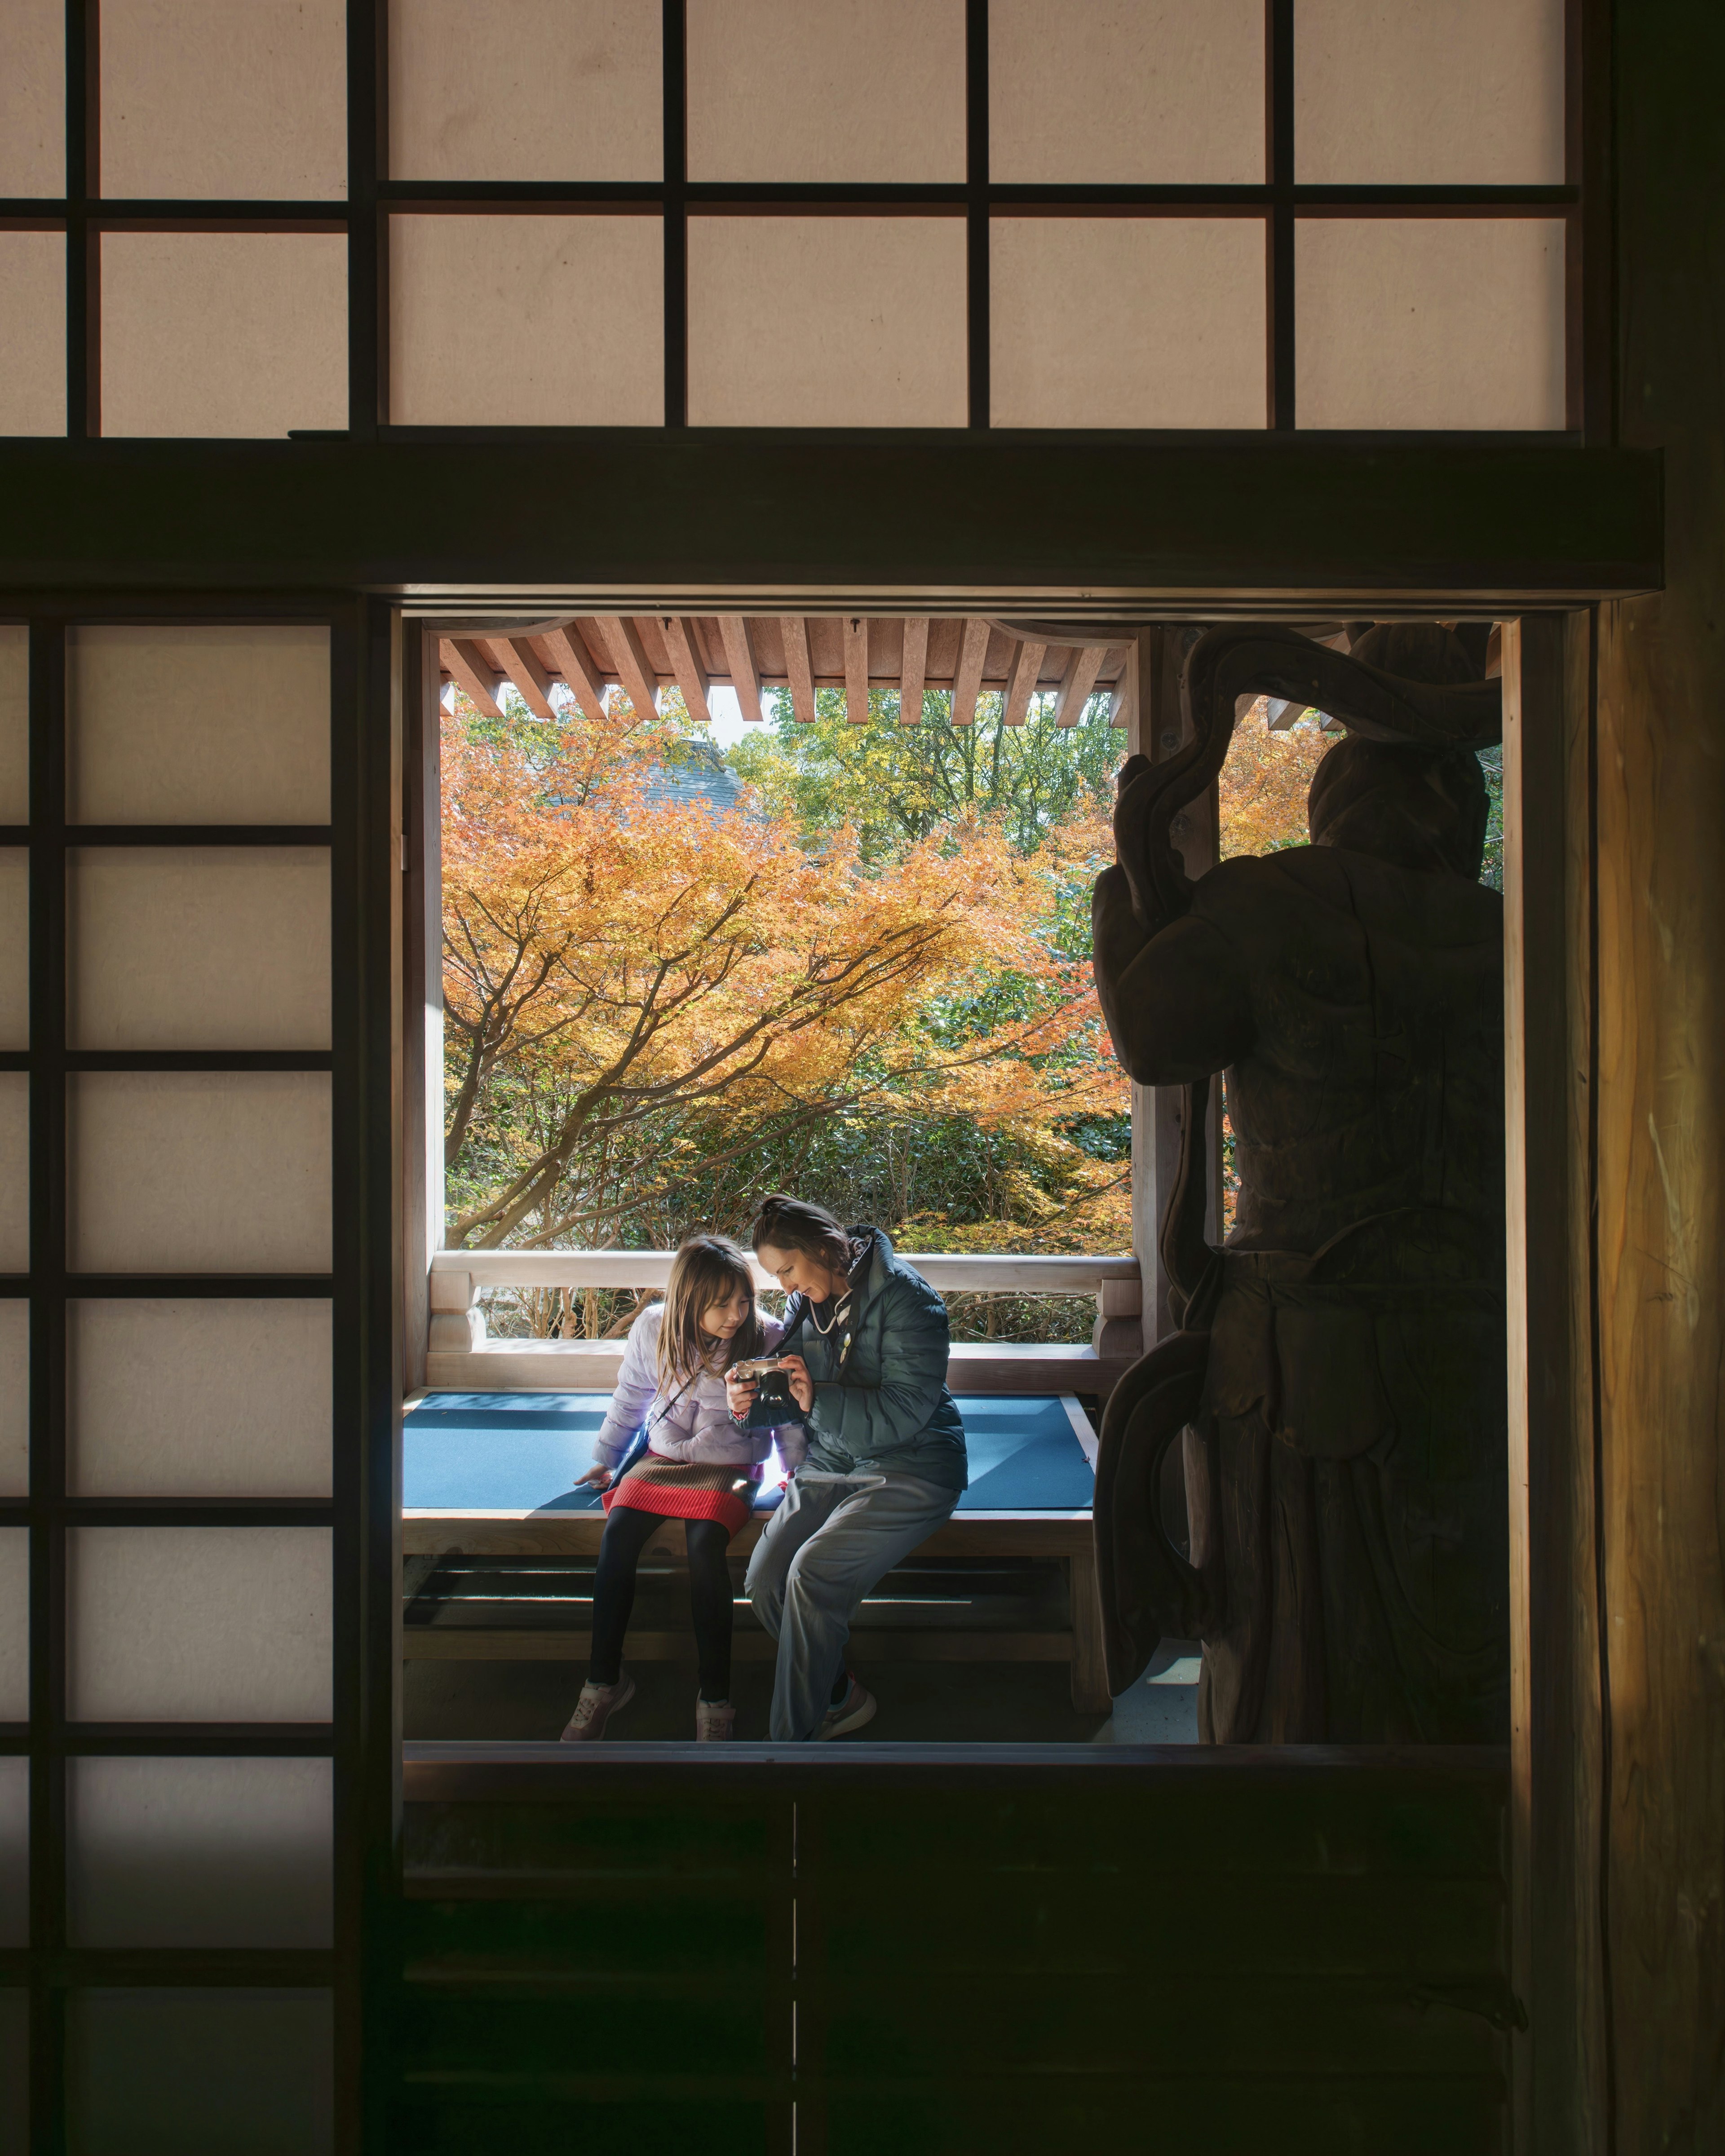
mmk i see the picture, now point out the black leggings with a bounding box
[588,1507,735,1702]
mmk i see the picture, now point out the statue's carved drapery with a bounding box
[1092,624,1508,1745]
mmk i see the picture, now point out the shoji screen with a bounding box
[0,611,387,2155]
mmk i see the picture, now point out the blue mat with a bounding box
[403,1392,1094,1515]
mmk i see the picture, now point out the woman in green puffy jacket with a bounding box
[730,1194,968,1740]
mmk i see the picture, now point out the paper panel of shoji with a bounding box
[68,625,331,826]
[1295,0,1564,184]
[66,1990,335,2156]
[0,849,25,1048]
[68,1527,333,1723]
[0,1529,27,1721]
[69,1758,334,1948]
[68,1072,332,1275]
[0,1757,27,1947]
[70,1300,332,1498]
[991,0,1263,184]
[991,215,1266,428]
[389,213,664,426]
[0,626,25,821]
[99,0,346,199]
[0,1303,23,1497]
[0,1077,25,1273]
[688,215,968,427]
[69,849,331,1051]
[100,233,348,438]
[0,232,67,437]
[0,0,64,196]
[1297,217,1566,430]
[687,0,964,183]
[390,0,662,181]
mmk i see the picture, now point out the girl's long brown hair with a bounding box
[656,1234,762,1388]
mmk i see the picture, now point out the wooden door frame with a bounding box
[1501,611,1605,2153]
[401,596,1604,2151]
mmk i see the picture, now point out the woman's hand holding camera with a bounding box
[725,1353,814,1418]
[776,1353,814,1413]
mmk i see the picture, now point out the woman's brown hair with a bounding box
[748,1193,853,1275]
[656,1235,762,1388]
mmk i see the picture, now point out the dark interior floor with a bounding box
[402,1546,1200,1743]
[404,1642,1201,1745]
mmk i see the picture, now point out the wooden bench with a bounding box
[402,1391,1113,1709]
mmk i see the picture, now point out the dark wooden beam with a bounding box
[0,436,1662,600]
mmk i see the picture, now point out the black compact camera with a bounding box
[732,1356,805,1429]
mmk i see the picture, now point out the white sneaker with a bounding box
[694,1698,736,1741]
[559,1672,635,1741]
[818,1675,876,1739]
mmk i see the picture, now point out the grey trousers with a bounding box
[745,1470,960,1741]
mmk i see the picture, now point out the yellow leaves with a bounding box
[441,710,1072,1129]
[1219,705,1332,861]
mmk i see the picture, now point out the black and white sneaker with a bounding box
[818,1675,876,1739]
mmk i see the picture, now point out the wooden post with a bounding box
[402,627,443,1392]
[1066,1546,1111,1711]
[427,1268,482,1354]
[1501,612,1602,2156]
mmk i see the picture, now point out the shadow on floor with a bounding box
[404,1644,1201,1746]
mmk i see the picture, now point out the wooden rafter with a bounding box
[1002,639,1047,727]
[599,614,661,724]
[446,614,1142,730]
[843,615,869,725]
[899,615,929,726]
[660,615,712,724]
[443,637,503,721]
[1052,645,1106,729]
[718,615,762,721]
[782,616,816,725]
[541,624,610,722]
[498,637,557,722]
[950,617,990,728]
[1109,645,1135,731]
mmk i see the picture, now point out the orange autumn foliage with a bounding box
[1218,701,1332,861]
[441,704,1126,1250]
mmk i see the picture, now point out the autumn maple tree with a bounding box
[441,692,1124,1260]
[439,669,1410,1333]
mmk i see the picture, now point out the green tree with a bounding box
[730,685,1123,863]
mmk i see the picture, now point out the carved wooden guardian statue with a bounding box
[1092,624,1508,1744]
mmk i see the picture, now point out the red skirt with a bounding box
[602,1451,759,1536]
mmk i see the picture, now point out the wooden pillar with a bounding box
[1559,13,1725,2150]
[402,628,443,1392]
[1501,613,1604,2155]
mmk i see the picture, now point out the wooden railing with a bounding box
[425,1249,1146,1396]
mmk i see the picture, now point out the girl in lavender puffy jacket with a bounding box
[559,1234,805,1744]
